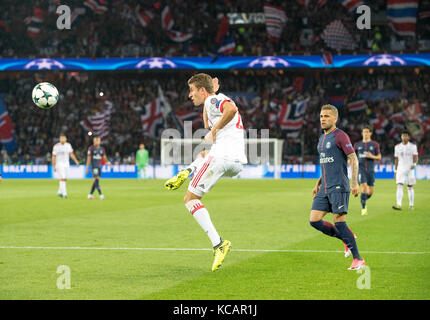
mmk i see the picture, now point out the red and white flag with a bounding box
[80,101,113,143]
[141,99,164,137]
[135,4,154,27]
[263,3,287,42]
[84,0,108,14]
[321,20,357,51]
[26,8,44,38]
[347,100,367,113]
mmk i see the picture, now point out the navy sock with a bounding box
[335,222,362,260]
[360,193,368,209]
[367,193,372,200]
[90,181,96,194]
[310,220,343,241]
[95,179,102,195]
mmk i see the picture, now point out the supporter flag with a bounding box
[321,20,357,50]
[347,100,367,113]
[387,0,419,37]
[263,3,287,42]
[26,8,44,38]
[157,85,184,134]
[71,7,86,28]
[322,52,333,65]
[174,110,202,129]
[370,114,389,135]
[297,0,311,7]
[216,15,230,44]
[140,98,165,137]
[0,96,16,154]
[84,0,108,14]
[404,102,422,121]
[391,111,406,122]
[217,35,236,55]
[339,0,364,13]
[278,98,308,138]
[135,4,154,27]
[80,101,113,143]
[160,4,193,42]
[327,84,346,109]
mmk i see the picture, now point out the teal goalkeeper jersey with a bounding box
[136,149,149,166]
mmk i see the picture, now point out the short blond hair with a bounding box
[187,73,214,93]
[321,104,338,117]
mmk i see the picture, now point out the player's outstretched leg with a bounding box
[164,152,207,190]
[185,197,230,271]
[164,168,191,190]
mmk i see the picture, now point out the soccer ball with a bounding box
[32,82,59,109]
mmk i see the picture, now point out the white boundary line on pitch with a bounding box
[0,246,428,255]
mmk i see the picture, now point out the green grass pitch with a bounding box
[0,178,429,300]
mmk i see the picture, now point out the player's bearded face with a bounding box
[320,110,336,131]
[188,84,204,106]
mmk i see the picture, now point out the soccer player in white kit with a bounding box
[164,73,247,271]
[52,133,80,198]
[392,130,419,211]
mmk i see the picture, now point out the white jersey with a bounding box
[204,93,247,164]
[52,142,73,166]
[395,142,418,171]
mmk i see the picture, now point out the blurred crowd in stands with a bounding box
[1,68,429,165]
[1,0,429,59]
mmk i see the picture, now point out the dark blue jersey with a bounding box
[354,140,380,172]
[87,145,106,168]
[317,128,355,194]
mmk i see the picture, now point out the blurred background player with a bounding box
[354,126,381,215]
[164,74,246,271]
[393,130,419,211]
[52,133,79,198]
[310,104,365,270]
[136,143,149,180]
[86,136,111,200]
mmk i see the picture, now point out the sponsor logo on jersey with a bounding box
[320,156,335,164]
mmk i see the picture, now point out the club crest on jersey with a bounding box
[211,98,218,105]
[326,142,331,149]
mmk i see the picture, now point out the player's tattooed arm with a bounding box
[347,152,359,196]
[312,177,322,198]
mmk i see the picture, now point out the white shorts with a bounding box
[396,168,416,185]
[188,156,243,197]
[56,165,69,180]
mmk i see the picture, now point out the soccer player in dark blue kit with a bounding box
[354,125,381,216]
[310,104,365,270]
[86,136,111,200]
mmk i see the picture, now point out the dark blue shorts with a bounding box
[92,167,102,177]
[358,169,375,186]
[311,191,350,214]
